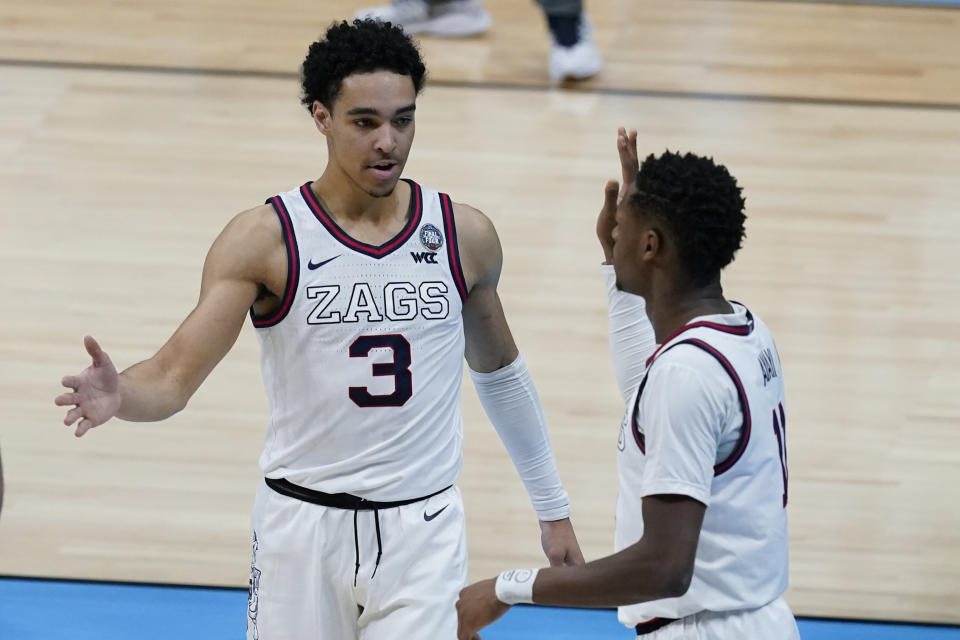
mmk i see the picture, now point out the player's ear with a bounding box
[641,228,661,259]
[312,101,332,135]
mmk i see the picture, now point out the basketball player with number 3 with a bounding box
[56,19,583,640]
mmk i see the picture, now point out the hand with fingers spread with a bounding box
[56,335,121,437]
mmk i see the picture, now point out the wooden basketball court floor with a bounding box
[1,0,959,628]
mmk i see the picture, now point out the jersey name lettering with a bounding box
[758,347,778,386]
[306,281,451,325]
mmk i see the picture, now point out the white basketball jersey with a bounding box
[615,305,790,623]
[250,180,467,502]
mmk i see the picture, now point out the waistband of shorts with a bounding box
[264,477,452,510]
[635,617,678,636]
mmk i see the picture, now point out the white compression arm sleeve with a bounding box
[470,355,571,521]
[603,264,658,406]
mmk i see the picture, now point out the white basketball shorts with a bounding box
[637,597,800,639]
[246,481,468,640]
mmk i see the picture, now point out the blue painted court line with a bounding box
[1,577,959,639]
[485,606,960,640]
[0,578,244,640]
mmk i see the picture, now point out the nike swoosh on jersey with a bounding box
[307,255,341,270]
[423,505,449,522]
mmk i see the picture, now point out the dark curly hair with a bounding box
[300,19,427,113]
[630,151,746,287]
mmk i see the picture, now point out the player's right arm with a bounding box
[55,205,283,437]
[601,128,657,404]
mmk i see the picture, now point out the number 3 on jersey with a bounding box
[349,335,413,407]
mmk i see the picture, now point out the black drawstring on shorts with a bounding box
[372,509,383,579]
[261,478,452,588]
[352,507,385,586]
[353,509,361,587]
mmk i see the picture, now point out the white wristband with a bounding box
[494,568,539,605]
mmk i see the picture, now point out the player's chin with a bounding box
[366,178,401,198]
[614,272,642,296]
[361,170,401,198]
[365,184,397,198]
[613,270,629,292]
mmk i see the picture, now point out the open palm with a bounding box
[56,336,121,437]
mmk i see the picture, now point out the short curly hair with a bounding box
[629,151,746,287]
[300,19,427,113]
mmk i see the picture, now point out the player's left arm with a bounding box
[456,495,704,639]
[454,201,584,569]
[520,495,704,606]
[457,357,722,640]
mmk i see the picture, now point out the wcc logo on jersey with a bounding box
[411,223,443,264]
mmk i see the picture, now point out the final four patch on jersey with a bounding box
[419,223,443,251]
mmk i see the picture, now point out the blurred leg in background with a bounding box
[536,0,603,82]
[354,0,602,81]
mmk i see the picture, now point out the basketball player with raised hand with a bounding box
[456,130,800,639]
[55,19,582,639]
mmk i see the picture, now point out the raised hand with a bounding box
[56,336,121,437]
[598,128,640,264]
[617,127,639,205]
[596,180,619,264]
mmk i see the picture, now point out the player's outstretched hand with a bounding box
[55,336,121,437]
[617,126,639,205]
[456,578,509,640]
[540,517,585,567]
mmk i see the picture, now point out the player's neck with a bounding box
[647,279,733,343]
[312,166,405,227]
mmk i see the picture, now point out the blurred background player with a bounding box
[354,0,603,82]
